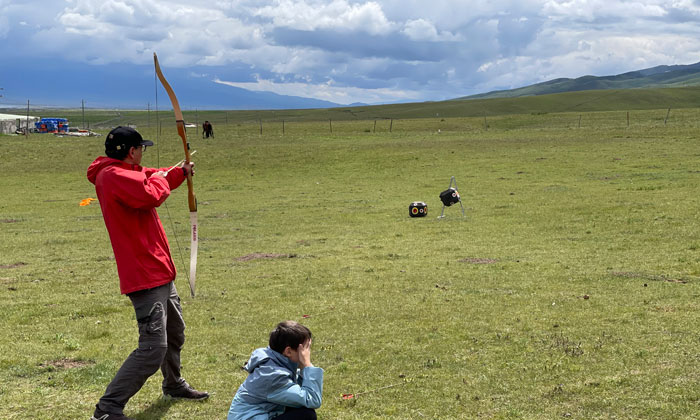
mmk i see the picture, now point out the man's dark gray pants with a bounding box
[97,281,187,415]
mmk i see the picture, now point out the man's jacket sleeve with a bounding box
[142,166,186,191]
[266,366,324,409]
[108,170,170,210]
[111,167,185,210]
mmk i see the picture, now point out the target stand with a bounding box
[438,176,465,218]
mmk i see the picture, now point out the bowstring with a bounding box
[154,66,189,284]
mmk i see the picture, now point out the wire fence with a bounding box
[3,106,700,137]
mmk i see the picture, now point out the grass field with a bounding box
[6,85,700,130]
[1,109,699,419]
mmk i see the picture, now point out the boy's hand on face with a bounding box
[298,339,313,369]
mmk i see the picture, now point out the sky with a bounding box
[2,0,700,107]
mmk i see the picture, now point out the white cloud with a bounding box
[543,0,674,22]
[48,0,264,66]
[2,0,700,104]
[402,18,461,42]
[214,75,418,104]
[477,30,700,91]
[256,0,394,34]
[0,16,8,38]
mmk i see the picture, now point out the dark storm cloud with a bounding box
[271,27,459,62]
[496,15,544,55]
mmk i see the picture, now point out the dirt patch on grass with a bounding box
[0,262,27,269]
[1,219,20,223]
[459,258,498,264]
[611,271,689,284]
[42,358,94,369]
[235,253,297,262]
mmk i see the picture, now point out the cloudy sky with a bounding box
[2,0,700,106]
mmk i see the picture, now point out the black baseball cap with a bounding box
[105,126,154,156]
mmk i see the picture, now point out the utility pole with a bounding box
[82,99,86,129]
[26,100,30,136]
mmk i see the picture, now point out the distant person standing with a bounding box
[87,126,208,420]
[202,120,214,139]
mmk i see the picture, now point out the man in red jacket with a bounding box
[87,126,208,420]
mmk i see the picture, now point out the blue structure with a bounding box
[35,118,69,133]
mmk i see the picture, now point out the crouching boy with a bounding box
[228,321,323,420]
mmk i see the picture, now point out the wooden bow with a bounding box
[153,52,198,297]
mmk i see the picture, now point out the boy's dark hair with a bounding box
[269,321,312,354]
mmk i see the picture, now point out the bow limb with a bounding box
[154,52,198,298]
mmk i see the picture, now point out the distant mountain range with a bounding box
[462,62,700,100]
[4,59,700,110]
[0,59,356,110]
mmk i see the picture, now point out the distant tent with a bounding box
[35,118,69,133]
[0,113,40,135]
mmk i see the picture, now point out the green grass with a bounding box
[6,85,700,129]
[1,109,699,419]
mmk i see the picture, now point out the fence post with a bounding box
[627,111,629,127]
[578,114,581,128]
[282,120,285,135]
[664,107,671,125]
[389,119,393,132]
[373,120,377,133]
[329,119,332,133]
[26,100,30,136]
[259,119,263,135]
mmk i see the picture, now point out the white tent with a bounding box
[0,113,40,135]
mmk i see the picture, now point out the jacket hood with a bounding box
[87,156,125,185]
[245,347,298,374]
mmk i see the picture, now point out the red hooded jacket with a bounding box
[87,156,186,294]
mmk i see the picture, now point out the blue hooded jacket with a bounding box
[228,347,324,420]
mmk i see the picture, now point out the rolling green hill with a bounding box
[464,62,700,99]
[238,85,700,122]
